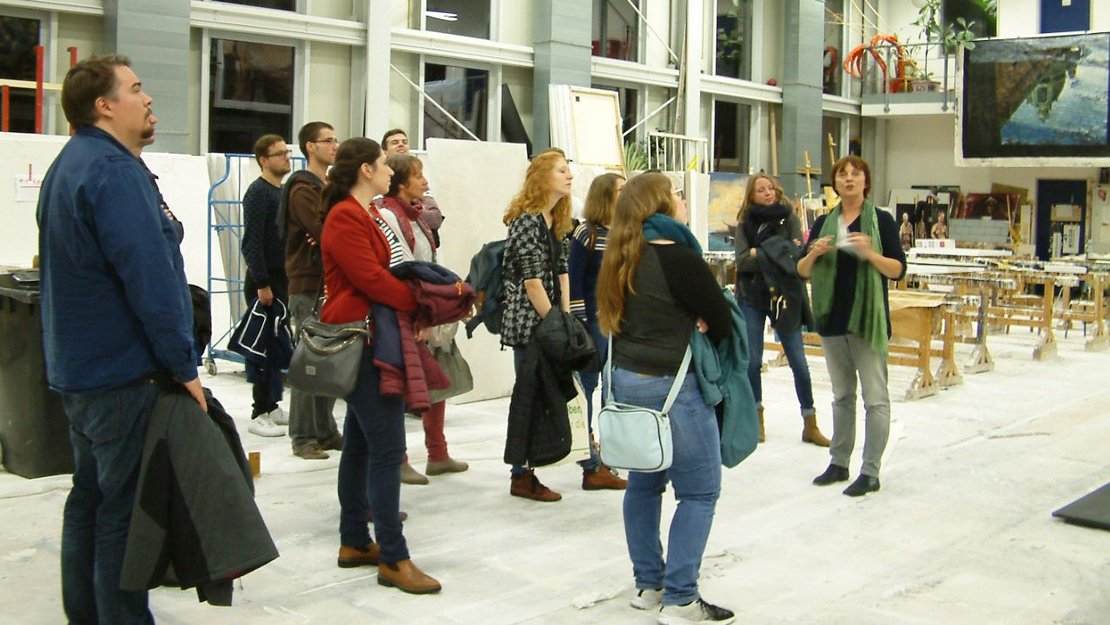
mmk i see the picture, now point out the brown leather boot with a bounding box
[802,414,830,447]
[582,464,627,490]
[510,469,562,502]
[337,543,380,568]
[377,559,441,594]
[758,406,766,443]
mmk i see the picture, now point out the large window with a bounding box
[216,0,296,10]
[423,62,488,144]
[712,99,751,173]
[0,14,40,133]
[208,38,294,154]
[593,0,639,62]
[715,0,752,79]
[823,0,844,95]
[822,116,842,185]
[593,83,639,138]
[413,0,491,39]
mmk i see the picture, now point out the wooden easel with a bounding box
[797,150,824,224]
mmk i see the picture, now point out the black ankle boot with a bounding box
[843,474,881,497]
[813,464,850,486]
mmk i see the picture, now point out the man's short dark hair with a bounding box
[253,134,285,167]
[61,54,131,129]
[298,121,334,157]
[382,128,407,147]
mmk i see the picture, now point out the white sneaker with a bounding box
[248,414,285,437]
[658,598,735,625]
[630,588,663,610]
[269,406,288,426]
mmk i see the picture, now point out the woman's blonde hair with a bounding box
[737,173,787,224]
[596,172,674,335]
[583,173,625,227]
[502,152,573,239]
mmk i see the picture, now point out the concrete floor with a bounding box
[1,328,1108,625]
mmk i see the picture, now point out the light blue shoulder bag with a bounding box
[597,335,692,473]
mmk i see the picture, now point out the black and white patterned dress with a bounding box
[500,212,568,348]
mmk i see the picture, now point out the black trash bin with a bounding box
[0,272,73,478]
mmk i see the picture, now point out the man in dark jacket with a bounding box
[281,121,343,459]
[242,134,292,437]
[37,54,206,625]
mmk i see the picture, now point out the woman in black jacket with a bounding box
[734,174,828,447]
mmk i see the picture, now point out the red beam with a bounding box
[68,46,78,67]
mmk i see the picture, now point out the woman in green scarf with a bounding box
[797,156,906,497]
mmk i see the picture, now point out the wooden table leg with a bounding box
[1034,278,1058,361]
[936,309,963,387]
[903,307,939,401]
[1086,274,1108,351]
[966,286,994,373]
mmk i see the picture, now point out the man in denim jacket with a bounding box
[37,54,205,624]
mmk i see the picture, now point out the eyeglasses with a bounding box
[265,149,292,158]
[310,137,339,145]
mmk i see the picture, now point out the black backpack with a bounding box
[464,239,507,338]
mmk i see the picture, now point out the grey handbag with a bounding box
[287,283,371,399]
[287,316,370,399]
[597,335,692,473]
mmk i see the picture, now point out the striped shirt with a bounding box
[372,214,406,268]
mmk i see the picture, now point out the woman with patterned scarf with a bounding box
[734,173,828,447]
[797,156,906,497]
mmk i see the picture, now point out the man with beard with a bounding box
[242,134,293,437]
[37,54,205,624]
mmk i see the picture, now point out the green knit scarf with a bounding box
[810,200,888,356]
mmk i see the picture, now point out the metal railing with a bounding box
[645,132,709,174]
[848,40,960,112]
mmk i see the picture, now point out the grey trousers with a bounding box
[820,334,891,478]
[288,292,340,448]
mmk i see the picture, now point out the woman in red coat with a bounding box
[318,137,439,594]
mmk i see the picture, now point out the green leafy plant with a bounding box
[716,0,743,67]
[624,140,648,173]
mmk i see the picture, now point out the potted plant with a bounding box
[910,68,940,92]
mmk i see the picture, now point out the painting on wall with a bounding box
[707,172,749,252]
[962,32,1110,160]
[959,193,1023,221]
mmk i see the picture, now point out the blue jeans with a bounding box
[739,300,816,417]
[338,350,409,563]
[61,380,160,625]
[575,320,606,471]
[613,367,721,607]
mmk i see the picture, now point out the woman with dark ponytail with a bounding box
[318,138,440,594]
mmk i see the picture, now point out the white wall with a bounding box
[881,116,1098,204]
[757,0,784,85]
[499,0,533,47]
[423,138,529,402]
[306,41,353,141]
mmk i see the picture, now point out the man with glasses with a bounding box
[242,134,293,437]
[280,121,343,459]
